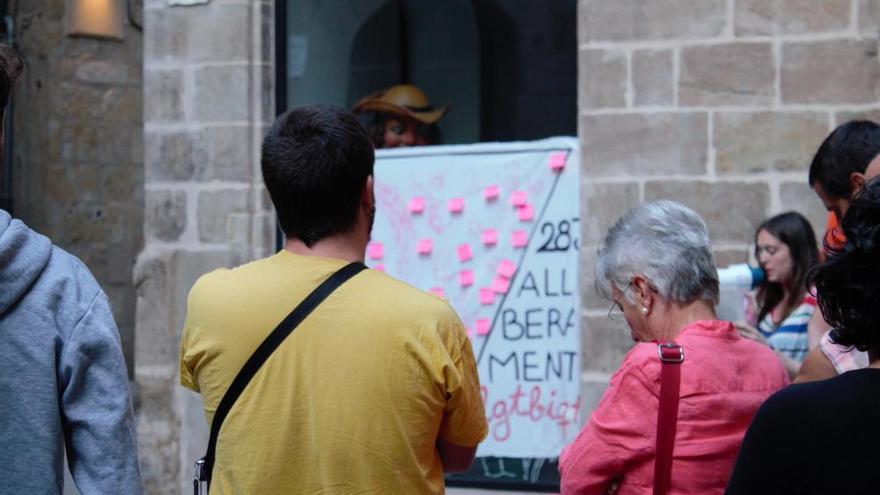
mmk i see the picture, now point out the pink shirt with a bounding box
[559,320,788,495]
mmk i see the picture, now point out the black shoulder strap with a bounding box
[200,261,366,487]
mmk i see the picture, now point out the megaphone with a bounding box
[715,264,764,322]
[717,263,764,290]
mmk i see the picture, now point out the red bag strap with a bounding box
[653,342,684,495]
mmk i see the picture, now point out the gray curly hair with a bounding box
[596,200,719,305]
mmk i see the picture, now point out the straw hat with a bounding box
[352,84,449,125]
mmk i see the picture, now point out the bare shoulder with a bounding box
[795,347,838,384]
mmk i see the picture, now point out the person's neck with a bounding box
[869,348,880,369]
[284,233,366,264]
[652,299,717,342]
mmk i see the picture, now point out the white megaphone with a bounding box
[715,264,765,322]
[717,263,765,290]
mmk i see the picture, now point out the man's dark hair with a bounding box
[808,120,880,199]
[0,44,22,120]
[261,104,374,247]
[811,177,880,352]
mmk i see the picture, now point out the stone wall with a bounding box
[136,1,274,493]
[11,0,144,376]
[578,0,880,405]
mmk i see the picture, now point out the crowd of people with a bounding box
[2,33,880,495]
[560,121,880,493]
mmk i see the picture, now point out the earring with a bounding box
[642,307,648,314]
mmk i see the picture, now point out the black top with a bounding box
[726,368,880,494]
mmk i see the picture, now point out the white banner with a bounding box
[370,137,582,458]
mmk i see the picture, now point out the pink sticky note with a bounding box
[548,152,567,171]
[497,259,517,279]
[510,190,528,207]
[373,264,385,273]
[476,318,491,335]
[429,287,446,299]
[457,243,473,262]
[511,230,528,248]
[409,197,425,214]
[417,239,433,255]
[482,229,498,246]
[480,288,495,305]
[367,242,384,260]
[484,185,500,201]
[518,203,535,222]
[492,276,511,294]
[448,198,464,213]
[459,269,474,287]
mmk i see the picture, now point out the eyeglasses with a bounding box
[607,301,625,321]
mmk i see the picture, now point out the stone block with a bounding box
[782,40,880,104]
[680,43,775,106]
[580,246,608,311]
[644,180,770,243]
[188,4,250,62]
[203,125,253,181]
[835,108,880,125]
[714,111,830,175]
[780,182,829,242]
[135,371,180,495]
[145,129,207,181]
[583,182,640,247]
[859,0,880,33]
[133,251,176,368]
[579,0,726,42]
[581,112,708,178]
[581,315,636,373]
[74,59,131,85]
[143,7,190,62]
[144,68,185,122]
[632,49,674,107]
[713,247,750,267]
[260,3,274,63]
[735,0,851,36]
[197,189,250,243]
[579,374,611,418]
[101,87,143,126]
[133,248,244,371]
[100,163,144,201]
[579,48,627,110]
[51,203,127,250]
[145,190,187,242]
[193,65,250,122]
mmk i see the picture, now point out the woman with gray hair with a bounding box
[559,201,788,495]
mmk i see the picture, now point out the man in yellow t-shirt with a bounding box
[180,105,488,494]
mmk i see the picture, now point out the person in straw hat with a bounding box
[352,84,449,148]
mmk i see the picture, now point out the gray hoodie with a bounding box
[0,210,143,494]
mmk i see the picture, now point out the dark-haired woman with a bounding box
[740,212,820,377]
[726,179,880,494]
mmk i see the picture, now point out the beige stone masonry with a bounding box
[578,0,880,417]
[137,1,274,493]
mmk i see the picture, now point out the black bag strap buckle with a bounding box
[193,457,207,495]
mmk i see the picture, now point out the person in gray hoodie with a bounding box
[0,45,143,494]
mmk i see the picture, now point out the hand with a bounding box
[734,322,767,344]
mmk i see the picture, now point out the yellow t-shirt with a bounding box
[180,251,488,494]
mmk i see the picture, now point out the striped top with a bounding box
[757,295,816,362]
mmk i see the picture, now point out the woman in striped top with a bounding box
[742,212,820,378]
